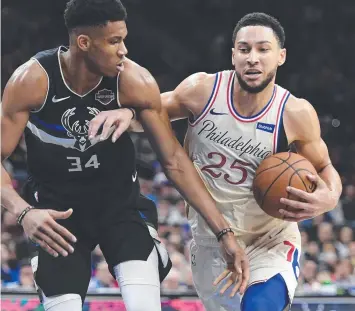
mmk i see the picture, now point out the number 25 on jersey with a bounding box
[201,152,251,185]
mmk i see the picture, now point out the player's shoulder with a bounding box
[3,59,48,112]
[282,92,319,141]
[121,58,157,89]
[119,58,159,108]
[284,93,316,118]
[177,72,216,97]
[171,72,218,111]
[7,59,47,89]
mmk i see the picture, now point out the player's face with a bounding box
[82,21,128,77]
[232,26,286,93]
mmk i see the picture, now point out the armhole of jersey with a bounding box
[274,91,291,153]
[30,58,50,114]
[276,121,289,153]
[116,74,121,107]
[188,72,221,127]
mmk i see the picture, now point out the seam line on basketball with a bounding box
[273,156,315,192]
[260,166,292,209]
[254,152,292,179]
[260,158,306,209]
[289,168,316,193]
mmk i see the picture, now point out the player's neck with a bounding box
[233,80,275,117]
[60,49,103,96]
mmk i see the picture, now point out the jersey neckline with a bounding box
[227,71,277,122]
[57,46,103,98]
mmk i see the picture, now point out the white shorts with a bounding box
[189,223,301,311]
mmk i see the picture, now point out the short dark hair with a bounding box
[64,0,127,31]
[232,12,285,48]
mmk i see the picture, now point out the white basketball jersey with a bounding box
[185,70,293,244]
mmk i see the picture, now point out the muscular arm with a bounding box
[1,60,47,217]
[128,72,214,131]
[120,63,230,235]
[163,72,214,120]
[284,98,342,205]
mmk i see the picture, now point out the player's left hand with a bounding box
[279,174,338,222]
[88,108,134,142]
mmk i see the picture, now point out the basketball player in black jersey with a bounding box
[1,0,248,310]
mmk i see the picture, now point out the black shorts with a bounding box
[23,181,166,301]
[137,195,172,283]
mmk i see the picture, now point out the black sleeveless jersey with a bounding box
[24,46,139,210]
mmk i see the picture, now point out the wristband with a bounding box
[17,206,35,225]
[216,228,234,241]
[128,108,136,120]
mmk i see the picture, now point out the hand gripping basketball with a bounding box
[279,174,339,221]
[253,152,317,220]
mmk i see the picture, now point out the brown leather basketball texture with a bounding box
[252,152,317,219]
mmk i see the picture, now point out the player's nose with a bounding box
[247,49,259,65]
[118,42,128,56]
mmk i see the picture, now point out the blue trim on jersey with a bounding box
[276,92,291,153]
[31,115,66,132]
[229,73,276,119]
[241,273,289,311]
[139,211,147,220]
[189,73,219,123]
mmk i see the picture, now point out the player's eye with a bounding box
[260,48,269,52]
[239,48,249,53]
[109,39,122,45]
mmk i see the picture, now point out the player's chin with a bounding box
[103,69,119,78]
[99,65,120,77]
[243,81,264,93]
[245,80,261,88]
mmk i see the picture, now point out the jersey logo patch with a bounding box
[256,122,275,133]
[95,89,115,105]
[61,107,100,151]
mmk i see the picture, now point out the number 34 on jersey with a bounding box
[67,154,100,172]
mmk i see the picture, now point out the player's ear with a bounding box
[77,35,91,52]
[231,48,235,66]
[278,48,286,67]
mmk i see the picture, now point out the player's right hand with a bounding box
[21,208,77,257]
[214,234,250,297]
[88,108,134,143]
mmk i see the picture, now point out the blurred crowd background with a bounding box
[2,0,355,297]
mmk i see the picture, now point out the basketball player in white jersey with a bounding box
[89,12,342,311]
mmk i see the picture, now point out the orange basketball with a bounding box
[252,152,317,219]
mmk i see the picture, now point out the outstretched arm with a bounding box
[89,63,250,294]
[127,68,229,235]
[279,98,342,221]
[129,65,249,295]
